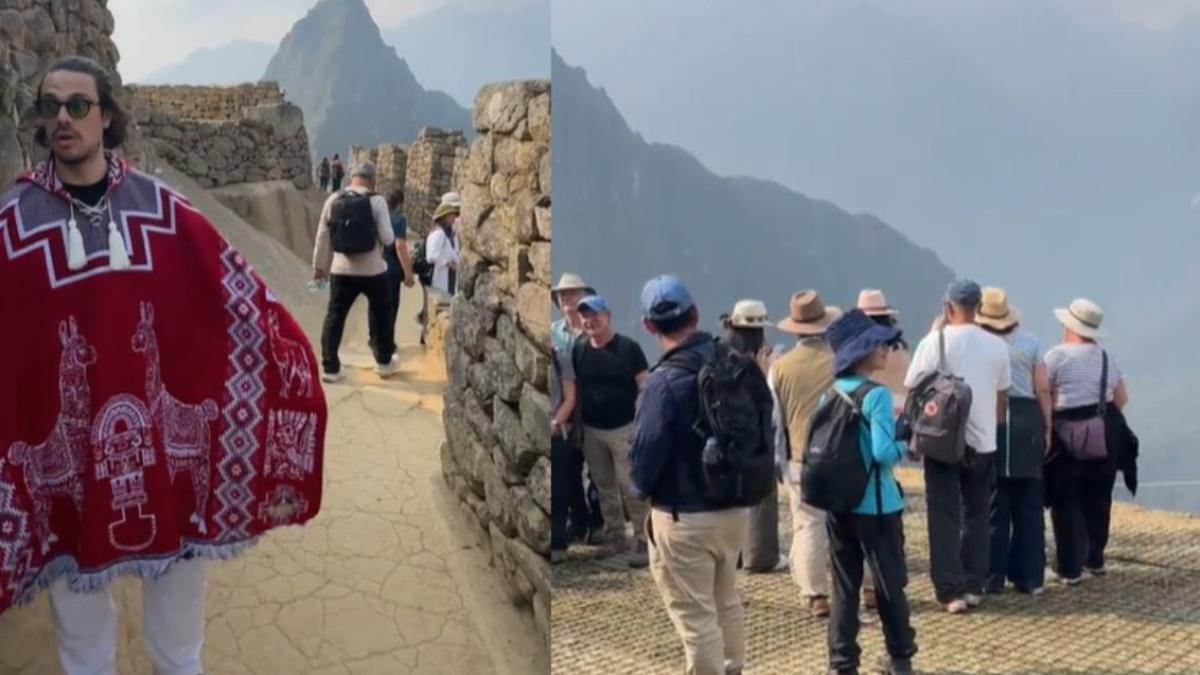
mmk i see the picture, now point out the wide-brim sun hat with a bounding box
[976,287,1020,331]
[433,202,460,222]
[1054,298,1105,339]
[827,308,903,375]
[857,289,899,317]
[728,299,770,329]
[551,273,596,307]
[777,290,841,335]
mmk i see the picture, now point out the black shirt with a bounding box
[63,175,107,207]
[573,333,649,430]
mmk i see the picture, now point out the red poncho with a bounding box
[0,155,326,613]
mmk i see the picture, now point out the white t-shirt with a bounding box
[904,324,1012,453]
[425,226,459,294]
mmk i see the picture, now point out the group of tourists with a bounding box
[316,154,344,192]
[550,272,1139,675]
[0,56,328,674]
[310,162,462,380]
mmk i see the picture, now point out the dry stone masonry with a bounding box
[346,129,466,235]
[128,83,312,190]
[439,80,552,645]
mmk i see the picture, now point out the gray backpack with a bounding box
[904,328,972,464]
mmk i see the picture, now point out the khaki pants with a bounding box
[582,423,647,545]
[648,507,750,675]
[786,465,873,598]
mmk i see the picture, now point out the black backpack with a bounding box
[802,382,881,513]
[663,339,776,508]
[903,328,973,464]
[328,191,378,254]
[411,239,435,286]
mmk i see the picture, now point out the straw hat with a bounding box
[433,202,459,222]
[727,299,769,329]
[857,289,899,317]
[976,287,1020,331]
[551,273,596,308]
[776,291,841,335]
[1054,298,1105,339]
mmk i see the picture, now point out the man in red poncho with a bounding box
[0,56,326,674]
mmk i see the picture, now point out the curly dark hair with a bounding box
[386,188,405,211]
[34,55,129,150]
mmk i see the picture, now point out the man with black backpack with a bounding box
[311,162,399,382]
[904,280,1011,614]
[630,276,775,675]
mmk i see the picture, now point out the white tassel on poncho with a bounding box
[106,201,131,271]
[66,205,87,271]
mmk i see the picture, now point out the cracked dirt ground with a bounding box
[553,467,1200,674]
[0,290,545,674]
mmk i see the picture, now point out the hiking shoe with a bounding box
[1029,586,1046,596]
[873,655,914,675]
[1057,574,1084,587]
[862,587,877,611]
[771,557,790,573]
[321,370,345,383]
[627,541,649,569]
[375,354,400,377]
[963,593,983,607]
[945,598,969,614]
[809,596,831,619]
[1086,566,1107,577]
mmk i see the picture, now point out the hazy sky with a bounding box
[110,0,536,82]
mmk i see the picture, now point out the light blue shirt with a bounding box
[1004,329,1041,399]
[832,375,906,516]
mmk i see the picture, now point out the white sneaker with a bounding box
[1057,574,1084,587]
[321,370,345,383]
[945,599,969,614]
[1029,587,1046,596]
[375,354,400,377]
[771,558,790,573]
[963,593,983,607]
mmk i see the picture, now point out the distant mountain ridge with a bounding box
[138,40,276,86]
[552,50,955,348]
[262,0,471,160]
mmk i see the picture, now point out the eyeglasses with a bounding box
[35,95,99,120]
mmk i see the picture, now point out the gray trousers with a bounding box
[923,450,995,602]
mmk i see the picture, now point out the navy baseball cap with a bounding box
[576,295,609,314]
[641,275,694,320]
[945,279,982,308]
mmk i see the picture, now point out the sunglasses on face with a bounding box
[35,95,98,120]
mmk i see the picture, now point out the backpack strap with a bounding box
[937,327,948,374]
[1098,350,1109,417]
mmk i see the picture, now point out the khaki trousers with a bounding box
[582,423,647,545]
[786,465,873,598]
[648,507,751,675]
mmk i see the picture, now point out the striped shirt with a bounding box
[1044,343,1122,410]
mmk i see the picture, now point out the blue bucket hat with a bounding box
[576,294,610,314]
[641,275,694,321]
[827,308,902,375]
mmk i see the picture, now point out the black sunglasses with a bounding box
[35,95,99,120]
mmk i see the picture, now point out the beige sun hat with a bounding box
[433,202,459,222]
[728,299,770,329]
[976,287,1020,331]
[1054,298,1105,339]
[777,291,841,335]
[440,191,463,208]
[551,273,596,307]
[856,288,899,317]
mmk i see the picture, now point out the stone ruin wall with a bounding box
[0,0,150,189]
[124,83,282,121]
[346,129,466,236]
[438,81,552,645]
[128,83,311,190]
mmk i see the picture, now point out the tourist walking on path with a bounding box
[720,299,786,574]
[904,280,1011,613]
[377,188,414,348]
[821,309,918,675]
[317,155,330,191]
[424,201,460,299]
[329,154,344,191]
[550,274,596,562]
[630,276,753,675]
[0,55,327,675]
[1043,298,1137,584]
[975,288,1052,595]
[312,161,399,381]
[769,291,861,618]
[573,294,651,567]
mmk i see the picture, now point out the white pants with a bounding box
[49,558,207,675]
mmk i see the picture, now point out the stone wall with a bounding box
[125,83,283,121]
[404,127,468,235]
[130,84,312,191]
[439,81,552,646]
[0,0,150,189]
